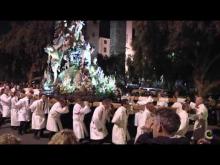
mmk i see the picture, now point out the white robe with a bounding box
[46,102,69,132]
[176,109,189,137]
[135,96,148,127]
[191,103,208,140]
[11,96,20,126]
[134,110,143,127]
[15,97,31,122]
[0,94,11,118]
[90,104,109,140]
[29,99,46,130]
[157,101,168,107]
[135,108,151,142]
[72,103,90,139]
[172,102,189,137]
[112,106,130,144]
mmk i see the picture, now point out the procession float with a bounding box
[42,21,116,101]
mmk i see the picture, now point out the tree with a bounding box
[167,21,220,97]
[97,53,125,84]
[131,21,220,97]
[132,21,172,86]
[0,21,54,82]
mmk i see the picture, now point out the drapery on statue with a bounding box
[74,21,84,41]
[45,46,63,84]
[81,43,92,68]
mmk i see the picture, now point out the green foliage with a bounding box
[131,21,220,96]
[0,21,54,82]
[97,53,125,83]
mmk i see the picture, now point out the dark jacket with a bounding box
[136,132,190,144]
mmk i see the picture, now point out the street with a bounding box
[0,122,49,144]
[0,119,220,144]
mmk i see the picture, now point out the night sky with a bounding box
[99,21,110,38]
[0,21,110,37]
[0,21,11,36]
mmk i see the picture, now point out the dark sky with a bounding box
[0,21,11,36]
[1,21,110,37]
[99,21,110,38]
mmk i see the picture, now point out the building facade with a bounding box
[110,21,126,56]
[98,37,110,57]
[125,21,135,74]
[85,20,135,74]
[85,21,100,60]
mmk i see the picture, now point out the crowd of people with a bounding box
[0,82,217,145]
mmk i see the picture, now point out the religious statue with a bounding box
[45,46,63,84]
[63,54,70,70]
[43,20,116,96]
[81,43,92,68]
[74,21,84,41]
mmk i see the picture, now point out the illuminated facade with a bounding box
[98,37,110,57]
[125,21,135,74]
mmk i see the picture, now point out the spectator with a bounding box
[48,129,78,144]
[135,108,190,144]
[0,133,21,144]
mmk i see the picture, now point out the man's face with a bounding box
[27,93,33,99]
[41,95,46,101]
[146,103,155,112]
[104,102,112,111]
[196,97,203,106]
[78,100,84,107]
[15,92,20,97]
[4,89,9,95]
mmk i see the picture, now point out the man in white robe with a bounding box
[134,96,147,132]
[190,97,208,141]
[135,97,154,142]
[0,87,12,124]
[46,97,69,139]
[90,99,112,144]
[10,91,20,128]
[172,102,189,137]
[29,94,47,139]
[72,99,91,141]
[112,100,130,144]
[15,91,33,135]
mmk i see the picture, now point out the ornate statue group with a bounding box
[43,20,116,96]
